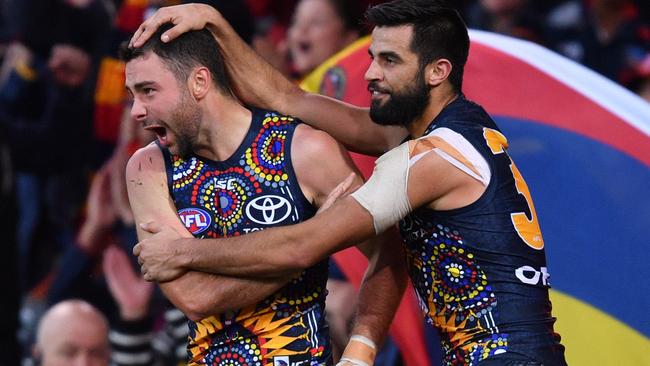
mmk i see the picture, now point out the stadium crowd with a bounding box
[0,0,647,365]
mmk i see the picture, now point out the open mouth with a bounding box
[368,84,390,99]
[297,41,312,53]
[143,125,168,145]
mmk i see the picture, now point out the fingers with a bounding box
[142,271,154,282]
[130,7,186,48]
[130,12,171,48]
[139,221,161,234]
[334,173,357,195]
[133,243,141,257]
[318,173,357,213]
[160,22,193,44]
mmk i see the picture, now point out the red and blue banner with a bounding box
[301,30,650,365]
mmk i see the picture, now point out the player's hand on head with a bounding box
[133,221,188,282]
[130,3,221,48]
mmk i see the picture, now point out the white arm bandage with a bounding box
[351,142,412,234]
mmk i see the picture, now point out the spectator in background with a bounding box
[545,0,650,92]
[287,0,364,77]
[33,300,111,366]
[285,0,371,361]
[464,0,546,43]
[251,0,366,80]
[0,0,111,295]
[25,160,187,366]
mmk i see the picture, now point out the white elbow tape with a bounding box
[351,142,412,234]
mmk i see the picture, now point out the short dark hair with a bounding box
[365,0,469,92]
[327,0,365,34]
[120,23,233,96]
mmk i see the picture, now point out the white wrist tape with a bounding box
[336,334,378,366]
[351,142,412,234]
[349,335,376,350]
[337,357,369,366]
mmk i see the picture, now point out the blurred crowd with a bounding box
[0,0,646,365]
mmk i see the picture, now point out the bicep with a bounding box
[125,146,191,240]
[406,147,486,211]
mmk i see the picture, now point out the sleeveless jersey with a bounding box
[399,96,566,365]
[160,109,331,366]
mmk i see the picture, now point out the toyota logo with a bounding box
[246,195,292,225]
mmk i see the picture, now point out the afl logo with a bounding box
[246,195,292,225]
[178,207,211,235]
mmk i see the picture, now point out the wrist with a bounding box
[77,223,108,255]
[338,334,377,366]
[120,305,149,321]
[205,9,226,36]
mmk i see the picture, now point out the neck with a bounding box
[407,87,459,138]
[193,92,252,161]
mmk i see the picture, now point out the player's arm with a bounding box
[125,144,292,321]
[137,138,486,279]
[282,125,409,363]
[340,228,408,365]
[129,4,408,155]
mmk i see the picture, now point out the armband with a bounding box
[351,142,411,234]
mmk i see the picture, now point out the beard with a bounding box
[170,90,202,158]
[369,72,431,127]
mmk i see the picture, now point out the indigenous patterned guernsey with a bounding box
[159,109,330,366]
[400,96,566,365]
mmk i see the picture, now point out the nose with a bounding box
[364,59,382,82]
[130,98,147,122]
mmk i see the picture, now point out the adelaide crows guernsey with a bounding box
[400,96,566,365]
[160,109,330,366]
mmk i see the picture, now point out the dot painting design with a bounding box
[166,111,330,365]
[244,115,291,189]
[203,338,263,366]
[401,217,507,366]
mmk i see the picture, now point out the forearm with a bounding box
[206,13,402,155]
[351,229,407,345]
[177,197,375,277]
[159,270,288,321]
[206,11,294,113]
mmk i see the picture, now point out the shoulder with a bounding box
[125,143,166,182]
[292,123,346,160]
[291,124,362,206]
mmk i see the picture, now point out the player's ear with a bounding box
[189,66,211,100]
[424,58,452,87]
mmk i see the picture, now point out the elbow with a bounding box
[167,291,214,322]
[182,298,213,322]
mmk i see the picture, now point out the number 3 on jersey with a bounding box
[484,128,545,250]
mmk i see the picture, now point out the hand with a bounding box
[86,162,118,229]
[130,3,222,48]
[317,173,359,214]
[77,163,117,254]
[108,146,134,225]
[133,221,188,282]
[103,245,153,320]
